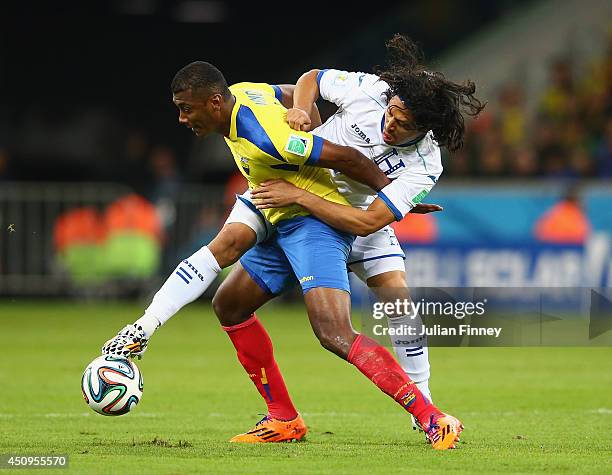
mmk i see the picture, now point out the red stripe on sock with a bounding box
[348,334,441,426]
[222,314,298,421]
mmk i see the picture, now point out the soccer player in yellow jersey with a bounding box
[180,62,460,449]
[104,61,460,449]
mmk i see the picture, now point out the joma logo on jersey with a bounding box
[350,123,371,143]
[285,135,309,156]
[299,275,314,283]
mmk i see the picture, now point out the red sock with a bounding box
[348,334,441,426]
[222,314,298,421]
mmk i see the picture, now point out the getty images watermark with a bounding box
[359,287,612,347]
[371,297,502,338]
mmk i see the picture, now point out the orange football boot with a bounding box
[230,414,307,443]
[423,413,463,450]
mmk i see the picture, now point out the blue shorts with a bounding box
[240,215,355,294]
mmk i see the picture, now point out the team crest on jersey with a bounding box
[333,72,349,86]
[285,135,309,157]
[240,157,250,175]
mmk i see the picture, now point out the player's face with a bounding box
[172,89,219,137]
[382,96,420,145]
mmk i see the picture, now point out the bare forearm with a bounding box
[278,83,322,129]
[346,149,391,191]
[293,70,320,112]
[296,192,380,237]
[322,145,391,191]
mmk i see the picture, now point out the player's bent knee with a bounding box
[311,318,357,359]
[208,224,256,268]
[316,331,355,359]
[212,284,241,326]
[317,332,341,355]
[304,288,356,359]
[367,271,410,304]
[212,264,273,327]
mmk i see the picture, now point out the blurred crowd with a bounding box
[448,37,612,178]
[1,38,612,187]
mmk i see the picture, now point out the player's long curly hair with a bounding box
[375,34,486,152]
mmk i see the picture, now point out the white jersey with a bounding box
[313,69,443,220]
[227,68,445,281]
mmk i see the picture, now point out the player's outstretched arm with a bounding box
[252,179,442,237]
[316,139,392,192]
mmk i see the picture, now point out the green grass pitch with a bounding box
[1,300,611,474]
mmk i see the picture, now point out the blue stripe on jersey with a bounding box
[396,133,427,148]
[236,105,287,162]
[271,85,283,103]
[316,69,329,87]
[305,134,323,165]
[377,191,403,221]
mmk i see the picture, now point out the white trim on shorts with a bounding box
[225,191,274,244]
[347,226,406,282]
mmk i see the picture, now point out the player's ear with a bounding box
[209,93,223,112]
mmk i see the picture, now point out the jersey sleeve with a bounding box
[377,173,438,221]
[272,126,324,166]
[234,102,325,167]
[317,69,368,108]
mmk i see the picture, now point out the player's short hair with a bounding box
[375,34,486,152]
[171,61,231,100]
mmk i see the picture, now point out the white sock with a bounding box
[387,313,432,401]
[135,246,221,337]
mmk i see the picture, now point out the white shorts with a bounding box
[225,191,274,244]
[226,193,405,282]
[347,226,406,282]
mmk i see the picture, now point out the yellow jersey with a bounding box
[224,82,349,224]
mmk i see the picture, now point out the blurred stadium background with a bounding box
[0,0,611,296]
[1,3,612,473]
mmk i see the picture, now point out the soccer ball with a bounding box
[81,355,143,416]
